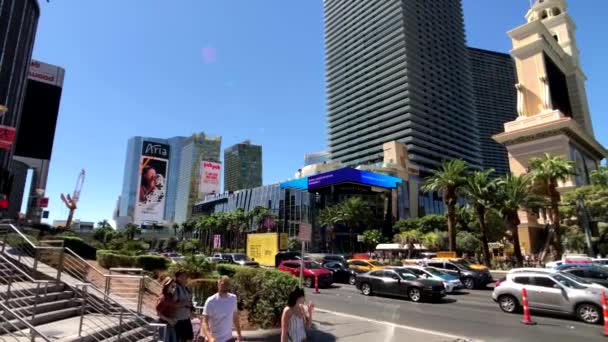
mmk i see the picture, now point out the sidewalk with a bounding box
[242,309,475,342]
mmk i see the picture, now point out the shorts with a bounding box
[175,319,194,341]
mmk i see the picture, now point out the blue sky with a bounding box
[32,1,607,226]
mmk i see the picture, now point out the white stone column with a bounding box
[539,75,552,111]
[515,83,525,117]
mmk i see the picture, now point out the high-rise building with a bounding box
[224,141,262,192]
[174,133,221,224]
[0,0,40,212]
[9,60,65,221]
[468,48,517,175]
[117,136,185,226]
[325,0,481,173]
[304,151,330,166]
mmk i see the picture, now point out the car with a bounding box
[546,254,593,268]
[322,254,350,267]
[560,266,608,288]
[278,260,333,288]
[275,251,311,267]
[423,260,492,289]
[492,270,605,324]
[593,258,608,267]
[323,261,358,285]
[213,253,259,267]
[355,268,446,302]
[206,256,228,264]
[432,257,488,271]
[170,256,185,264]
[347,259,385,273]
[397,266,463,293]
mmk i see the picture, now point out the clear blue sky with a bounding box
[32,1,607,226]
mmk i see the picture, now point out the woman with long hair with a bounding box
[281,287,313,342]
[156,278,178,342]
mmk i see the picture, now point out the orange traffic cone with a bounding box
[521,287,537,325]
[601,291,608,335]
[314,275,320,294]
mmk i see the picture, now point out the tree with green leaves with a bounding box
[395,229,422,259]
[495,174,540,267]
[456,231,481,255]
[96,220,112,229]
[92,225,117,247]
[393,215,447,234]
[529,153,576,259]
[590,165,608,187]
[248,206,277,232]
[180,220,196,240]
[338,197,373,253]
[422,231,445,251]
[463,169,498,266]
[362,229,383,252]
[123,223,141,240]
[422,159,469,252]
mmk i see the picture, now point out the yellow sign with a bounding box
[279,233,288,251]
[436,251,457,258]
[247,233,280,267]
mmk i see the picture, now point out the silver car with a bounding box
[492,270,605,324]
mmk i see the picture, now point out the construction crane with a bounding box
[60,169,85,230]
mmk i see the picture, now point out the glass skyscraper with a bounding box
[224,141,262,192]
[325,0,481,173]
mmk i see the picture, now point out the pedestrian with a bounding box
[174,271,194,342]
[281,287,314,342]
[202,276,242,342]
[156,278,178,342]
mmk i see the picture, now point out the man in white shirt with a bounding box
[202,276,242,342]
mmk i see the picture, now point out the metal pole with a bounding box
[299,241,305,287]
[137,277,144,314]
[57,249,65,281]
[577,198,595,257]
[32,248,39,273]
[117,309,123,341]
[78,286,88,337]
[30,283,41,338]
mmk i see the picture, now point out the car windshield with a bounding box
[305,262,322,269]
[370,261,383,267]
[425,267,446,276]
[557,271,592,285]
[552,273,588,289]
[395,270,416,279]
[232,254,249,261]
[452,262,471,270]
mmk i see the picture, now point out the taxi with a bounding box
[347,259,386,273]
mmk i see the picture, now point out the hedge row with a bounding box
[62,236,97,260]
[216,264,244,278]
[96,250,169,271]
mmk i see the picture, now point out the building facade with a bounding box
[304,151,330,166]
[325,0,481,173]
[224,141,262,192]
[468,47,518,175]
[0,0,40,213]
[174,133,221,224]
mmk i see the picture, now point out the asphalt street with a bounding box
[306,283,607,342]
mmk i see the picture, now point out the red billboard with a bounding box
[0,125,16,150]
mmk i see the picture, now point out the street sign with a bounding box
[39,197,49,208]
[42,211,49,219]
[357,235,364,242]
[0,125,16,150]
[298,223,312,242]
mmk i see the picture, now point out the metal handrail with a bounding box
[0,224,36,249]
[0,302,52,342]
[0,254,54,285]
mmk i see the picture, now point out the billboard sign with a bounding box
[213,234,221,249]
[307,168,402,190]
[199,161,221,198]
[0,125,16,150]
[28,60,65,87]
[134,141,170,225]
[298,223,312,242]
[39,197,49,208]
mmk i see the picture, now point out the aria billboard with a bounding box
[199,161,221,198]
[134,141,170,225]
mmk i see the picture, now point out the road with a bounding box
[306,283,607,341]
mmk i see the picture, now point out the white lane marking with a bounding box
[315,307,478,341]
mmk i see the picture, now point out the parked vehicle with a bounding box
[492,270,605,324]
[323,261,358,285]
[396,266,463,293]
[546,254,593,269]
[432,257,488,271]
[213,253,259,267]
[278,260,333,288]
[322,254,350,267]
[560,266,608,288]
[347,259,385,273]
[423,260,492,289]
[593,258,608,267]
[355,268,446,302]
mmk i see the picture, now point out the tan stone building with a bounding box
[494,0,607,254]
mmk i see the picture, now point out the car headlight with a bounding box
[443,282,450,289]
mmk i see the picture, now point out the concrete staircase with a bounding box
[0,230,166,341]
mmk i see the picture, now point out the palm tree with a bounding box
[97,220,111,229]
[422,159,469,252]
[529,153,575,259]
[422,232,443,251]
[395,230,422,259]
[319,205,340,252]
[180,220,196,240]
[338,197,372,253]
[590,165,608,187]
[123,223,141,240]
[495,174,540,267]
[463,169,497,267]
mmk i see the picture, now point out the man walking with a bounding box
[202,276,242,342]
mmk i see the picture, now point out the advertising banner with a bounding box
[199,161,221,198]
[213,234,222,249]
[0,125,17,150]
[39,197,49,208]
[247,233,280,267]
[134,141,170,225]
[28,60,65,87]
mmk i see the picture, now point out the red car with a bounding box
[278,260,333,288]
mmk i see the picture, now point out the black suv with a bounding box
[322,254,350,267]
[424,260,492,289]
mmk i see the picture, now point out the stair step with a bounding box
[3,290,75,309]
[0,307,81,333]
[2,298,82,318]
[0,282,65,300]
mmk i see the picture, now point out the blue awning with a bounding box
[280,167,402,190]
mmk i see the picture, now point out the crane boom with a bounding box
[60,169,85,229]
[72,170,85,204]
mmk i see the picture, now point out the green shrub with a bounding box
[136,255,169,271]
[232,267,299,329]
[216,264,244,278]
[62,236,97,260]
[96,250,136,269]
[169,256,215,278]
[5,233,39,249]
[190,278,219,306]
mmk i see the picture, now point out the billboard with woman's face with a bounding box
[134,141,170,225]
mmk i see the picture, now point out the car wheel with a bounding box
[361,283,373,296]
[348,275,356,285]
[463,277,475,290]
[304,277,313,288]
[577,303,602,324]
[408,287,422,302]
[498,295,520,314]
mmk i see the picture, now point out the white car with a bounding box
[393,266,463,293]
